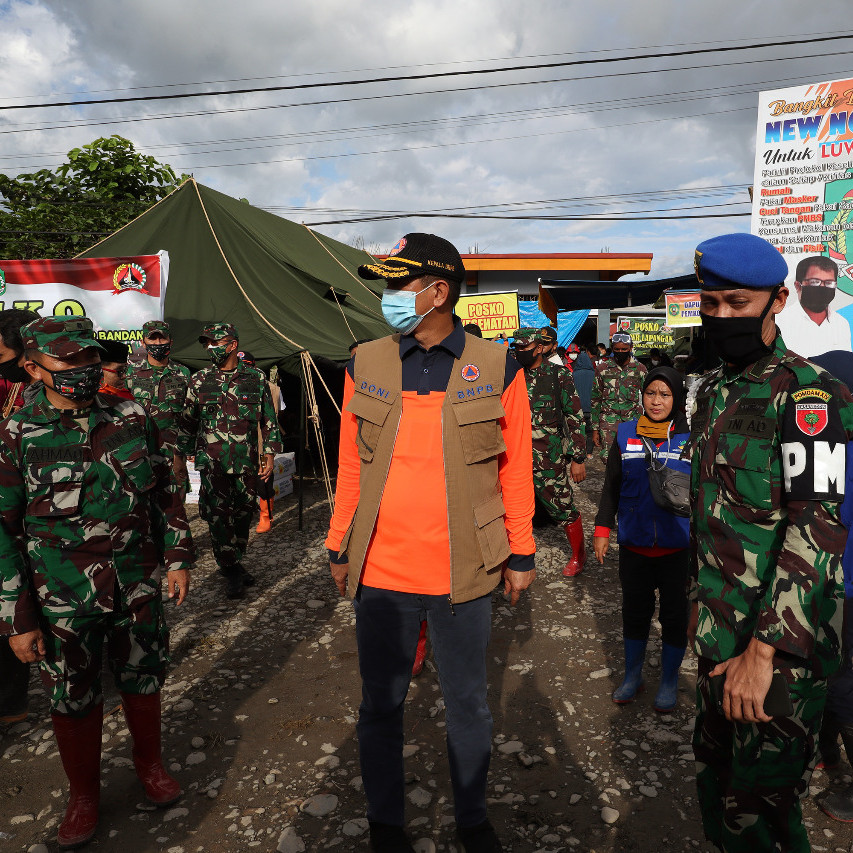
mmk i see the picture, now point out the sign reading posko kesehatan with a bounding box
[0,253,169,341]
[455,291,520,338]
[614,316,674,355]
[751,77,853,356]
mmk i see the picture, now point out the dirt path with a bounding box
[2,471,850,852]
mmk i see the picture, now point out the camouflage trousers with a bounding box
[532,438,577,524]
[693,656,826,853]
[199,467,255,570]
[38,596,169,717]
[597,424,619,462]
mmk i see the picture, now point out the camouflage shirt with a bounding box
[687,335,852,677]
[524,360,586,462]
[180,361,283,475]
[0,389,195,636]
[590,358,647,432]
[125,360,191,453]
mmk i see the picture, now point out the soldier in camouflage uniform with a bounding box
[125,320,191,494]
[0,316,194,849]
[590,333,646,461]
[686,234,853,853]
[181,323,283,600]
[512,328,588,576]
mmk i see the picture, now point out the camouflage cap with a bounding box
[21,315,107,359]
[199,322,238,343]
[142,319,171,336]
[539,326,558,344]
[512,327,543,345]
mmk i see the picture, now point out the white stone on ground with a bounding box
[600,806,620,824]
[300,794,338,817]
[276,826,306,853]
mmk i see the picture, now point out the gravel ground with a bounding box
[2,465,852,852]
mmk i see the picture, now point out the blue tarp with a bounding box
[517,302,590,347]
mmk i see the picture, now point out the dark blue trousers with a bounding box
[353,585,493,828]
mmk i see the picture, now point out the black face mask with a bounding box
[0,358,29,383]
[38,362,103,402]
[513,348,538,368]
[799,285,835,313]
[613,351,631,366]
[700,287,779,369]
[145,342,171,361]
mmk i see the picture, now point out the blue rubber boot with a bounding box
[612,638,647,704]
[653,643,685,713]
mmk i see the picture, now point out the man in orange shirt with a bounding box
[326,233,535,853]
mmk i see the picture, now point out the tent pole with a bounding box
[297,365,306,532]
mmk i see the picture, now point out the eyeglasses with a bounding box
[801,278,836,288]
[611,333,632,343]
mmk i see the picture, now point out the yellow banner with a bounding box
[664,291,702,328]
[456,291,520,338]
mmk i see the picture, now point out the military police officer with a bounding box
[590,332,646,461]
[687,233,853,852]
[125,320,191,491]
[0,316,194,849]
[512,328,588,576]
[181,323,283,599]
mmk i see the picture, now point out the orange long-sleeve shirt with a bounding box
[326,331,535,594]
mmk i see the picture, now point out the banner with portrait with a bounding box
[751,77,853,355]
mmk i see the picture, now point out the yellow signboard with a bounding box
[664,290,702,328]
[455,291,520,338]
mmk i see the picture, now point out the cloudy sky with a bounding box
[1,0,851,277]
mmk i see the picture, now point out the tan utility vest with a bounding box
[339,333,512,603]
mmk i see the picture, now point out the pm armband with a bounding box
[782,386,847,501]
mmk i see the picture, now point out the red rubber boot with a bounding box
[121,692,181,806]
[412,621,428,676]
[563,516,587,577]
[53,703,103,849]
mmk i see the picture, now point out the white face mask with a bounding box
[569,353,578,361]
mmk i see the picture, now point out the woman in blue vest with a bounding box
[593,366,690,712]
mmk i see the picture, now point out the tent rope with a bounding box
[73,178,193,259]
[303,349,341,416]
[301,351,335,512]
[194,181,306,351]
[302,224,383,304]
[327,286,357,344]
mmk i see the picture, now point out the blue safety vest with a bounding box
[616,420,691,549]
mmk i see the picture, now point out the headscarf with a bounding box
[637,366,687,438]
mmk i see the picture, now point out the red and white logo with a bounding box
[112,263,148,295]
[461,363,480,382]
[389,237,407,257]
[795,402,828,436]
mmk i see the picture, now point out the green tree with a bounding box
[0,135,189,259]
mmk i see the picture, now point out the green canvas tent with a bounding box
[78,179,389,371]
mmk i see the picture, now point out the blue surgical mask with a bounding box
[381,282,436,334]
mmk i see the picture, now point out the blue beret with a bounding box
[694,233,788,289]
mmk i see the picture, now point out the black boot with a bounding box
[368,821,415,852]
[224,567,244,599]
[457,819,503,852]
[818,709,842,770]
[820,723,853,822]
[237,563,256,587]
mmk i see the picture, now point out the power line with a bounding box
[1,53,848,140]
[304,211,752,226]
[9,29,841,101]
[3,33,851,112]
